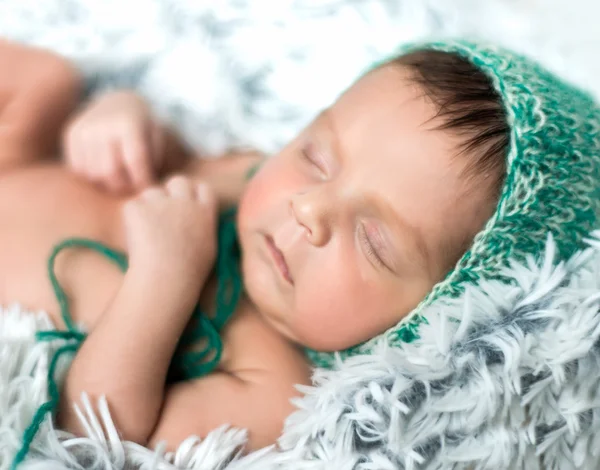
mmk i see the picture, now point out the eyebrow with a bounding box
[323,108,430,275]
[386,205,431,273]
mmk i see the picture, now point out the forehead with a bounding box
[325,64,483,268]
[330,65,468,207]
[334,65,434,136]
[329,65,461,175]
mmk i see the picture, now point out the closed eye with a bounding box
[301,142,327,176]
[359,223,388,271]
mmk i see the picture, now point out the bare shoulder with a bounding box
[0,40,82,172]
[220,297,312,386]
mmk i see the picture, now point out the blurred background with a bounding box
[0,0,596,156]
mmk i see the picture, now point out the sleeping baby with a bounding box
[3,36,600,460]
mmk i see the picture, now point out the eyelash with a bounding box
[301,144,326,174]
[359,224,386,270]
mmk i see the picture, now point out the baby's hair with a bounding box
[393,50,509,197]
[390,50,510,271]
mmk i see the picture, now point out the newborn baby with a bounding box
[1,39,509,451]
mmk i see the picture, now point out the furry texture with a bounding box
[2,1,600,469]
[5,235,600,469]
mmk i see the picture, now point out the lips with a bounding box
[265,235,294,285]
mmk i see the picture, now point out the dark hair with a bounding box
[393,50,509,197]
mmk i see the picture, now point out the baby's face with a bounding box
[237,64,494,351]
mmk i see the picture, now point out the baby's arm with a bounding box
[59,250,197,443]
[0,40,82,171]
[148,305,312,451]
[59,176,218,444]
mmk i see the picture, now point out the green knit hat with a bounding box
[307,40,600,368]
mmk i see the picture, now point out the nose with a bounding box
[290,188,332,246]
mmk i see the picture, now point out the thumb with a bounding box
[122,132,154,190]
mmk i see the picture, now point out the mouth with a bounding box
[265,235,294,285]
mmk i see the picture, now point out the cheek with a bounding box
[290,251,397,351]
[238,166,276,224]
[238,155,302,229]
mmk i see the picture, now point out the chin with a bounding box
[241,251,301,341]
[240,250,275,314]
[292,324,375,352]
[297,337,350,352]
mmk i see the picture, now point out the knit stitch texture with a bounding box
[308,40,600,367]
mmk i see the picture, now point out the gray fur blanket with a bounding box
[1,1,600,469]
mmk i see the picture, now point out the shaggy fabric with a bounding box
[5,235,600,469]
[1,1,600,469]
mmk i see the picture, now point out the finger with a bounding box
[80,129,103,182]
[103,170,129,194]
[84,132,111,183]
[194,181,215,205]
[165,175,194,199]
[140,186,165,201]
[122,132,154,190]
[102,148,130,194]
[64,124,86,175]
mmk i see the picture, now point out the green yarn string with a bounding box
[10,342,78,470]
[12,208,241,469]
[48,237,129,334]
[169,207,241,381]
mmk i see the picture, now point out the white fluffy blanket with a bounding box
[2,1,600,469]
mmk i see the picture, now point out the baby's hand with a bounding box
[63,90,166,194]
[123,176,217,285]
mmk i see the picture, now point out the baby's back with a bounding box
[0,163,127,329]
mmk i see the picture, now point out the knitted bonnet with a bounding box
[307,40,600,368]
